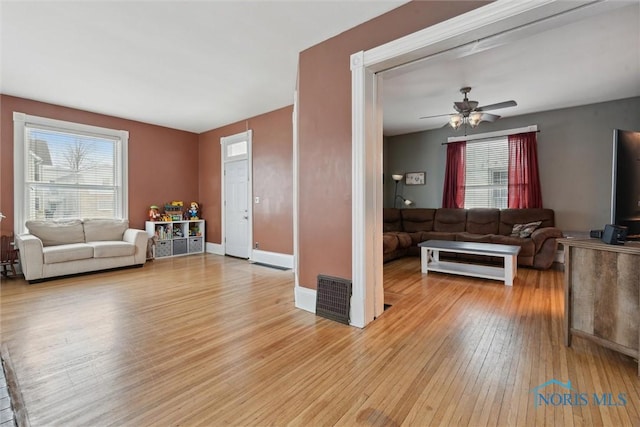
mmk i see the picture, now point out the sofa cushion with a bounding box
[466,209,500,234]
[433,209,467,232]
[499,209,555,235]
[455,232,493,243]
[43,243,93,264]
[383,208,403,232]
[383,234,399,254]
[401,209,436,232]
[420,231,457,242]
[83,219,129,242]
[490,235,535,258]
[87,241,136,258]
[26,219,85,247]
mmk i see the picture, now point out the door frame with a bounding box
[221,130,253,260]
[350,0,608,328]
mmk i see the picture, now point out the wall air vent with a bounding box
[316,275,352,325]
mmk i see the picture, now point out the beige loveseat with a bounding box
[15,218,147,283]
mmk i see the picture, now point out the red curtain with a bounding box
[508,132,542,208]
[442,141,466,208]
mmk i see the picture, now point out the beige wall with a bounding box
[296,1,489,289]
[198,106,293,254]
[0,95,199,234]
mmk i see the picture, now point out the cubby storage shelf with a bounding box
[146,220,205,258]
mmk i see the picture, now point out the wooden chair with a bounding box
[1,233,19,278]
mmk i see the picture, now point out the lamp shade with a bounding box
[391,174,404,181]
[469,111,482,127]
[449,114,462,130]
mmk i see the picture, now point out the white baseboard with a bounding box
[251,249,293,270]
[206,242,224,255]
[295,285,316,314]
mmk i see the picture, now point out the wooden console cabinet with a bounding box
[560,238,640,374]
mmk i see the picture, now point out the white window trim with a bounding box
[13,112,129,233]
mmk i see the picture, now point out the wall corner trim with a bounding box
[206,242,224,255]
[294,285,316,314]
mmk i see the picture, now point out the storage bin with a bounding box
[189,237,203,253]
[173,238,187,255]
[156,240,172,258]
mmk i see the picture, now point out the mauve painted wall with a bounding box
[297,1,488,289]
[0,95,199,234]
[198,106,293,254]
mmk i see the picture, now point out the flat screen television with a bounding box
[611,129,640,238]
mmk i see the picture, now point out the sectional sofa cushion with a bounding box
[466,208,500,234]
[383,208,403,232]
[498,209,555,236]
[434,209,467,232]
[25,219,85,247]
[84,218,129,242]
[401,209,437,232]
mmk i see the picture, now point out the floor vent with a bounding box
[316,275,352,325]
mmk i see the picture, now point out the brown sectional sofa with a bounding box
[383,208,563,270]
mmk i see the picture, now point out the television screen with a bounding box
[611,129,640,238]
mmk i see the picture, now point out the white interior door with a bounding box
[225,159,249,258]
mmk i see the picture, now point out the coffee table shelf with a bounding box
[418,240,521,286]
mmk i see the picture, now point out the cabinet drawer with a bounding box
[156,240,172,258]
[188,237,203,253]
[173,238,187,255]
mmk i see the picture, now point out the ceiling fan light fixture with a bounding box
[469,111,483,127]
[449,114,462,130]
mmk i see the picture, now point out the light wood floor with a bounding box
[1,254,639,426]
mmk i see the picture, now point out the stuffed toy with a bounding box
[148,205,161,221]
[188,202,199,220]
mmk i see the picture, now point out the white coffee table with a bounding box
[418,240,521,286]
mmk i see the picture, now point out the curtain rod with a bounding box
[443,125,539,145]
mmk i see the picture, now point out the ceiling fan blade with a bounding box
[477,100,517,111]
[480,113,500,122]
[419,112,453,119]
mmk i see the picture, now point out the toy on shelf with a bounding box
[148,205,161,221]
[173,226,183,238]
[188,202,200,220]
[164,201,184,221]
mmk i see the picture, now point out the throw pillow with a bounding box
[510,221,542,238]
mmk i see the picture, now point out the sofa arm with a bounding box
[531,227,563,270]
[14,234,44,281]
[531,227,563,252]
[123,229,148,265]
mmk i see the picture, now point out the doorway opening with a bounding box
[350,0,615,328]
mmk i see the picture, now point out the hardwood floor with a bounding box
[1,254,639,426]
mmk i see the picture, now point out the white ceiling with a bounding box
[0,0,409,133]
[382,1,640,136]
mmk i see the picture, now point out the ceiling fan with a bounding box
[420,87,517,130]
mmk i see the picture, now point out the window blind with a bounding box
[464,137,508,209]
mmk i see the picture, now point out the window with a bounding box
[13,113,128,232]
[464,137,508,209]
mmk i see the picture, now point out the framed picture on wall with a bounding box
[405,171,426,185]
